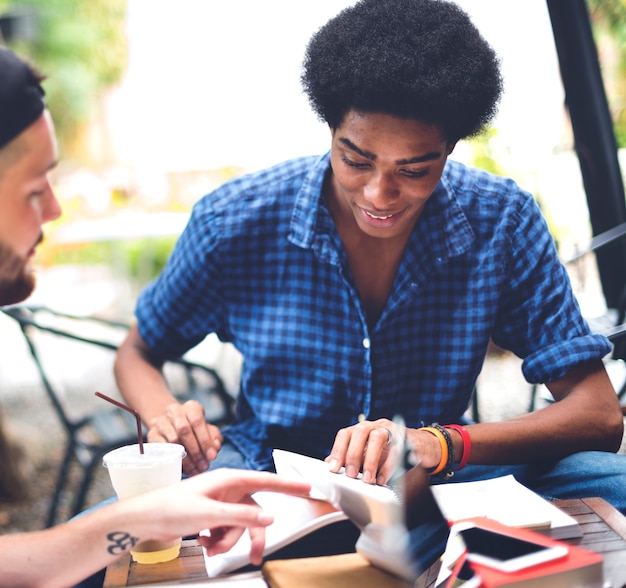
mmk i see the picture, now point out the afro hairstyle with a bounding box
[301,0,503,142]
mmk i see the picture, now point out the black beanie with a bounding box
[0,47,45,149]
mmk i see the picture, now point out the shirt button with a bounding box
[362,337,370,349]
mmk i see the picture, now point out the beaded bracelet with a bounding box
[444,424,471,471]
[430,423,455,479]
[419,425,450,476]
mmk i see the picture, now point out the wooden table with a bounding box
[104,497,626,587]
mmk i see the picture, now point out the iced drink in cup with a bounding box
[103,442,186,564]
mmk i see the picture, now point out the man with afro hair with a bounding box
[116,0,626,571]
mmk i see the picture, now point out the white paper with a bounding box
[431,475,582,539]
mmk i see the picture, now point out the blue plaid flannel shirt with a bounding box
[135,153,611,470]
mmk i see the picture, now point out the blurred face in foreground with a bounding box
[0,110,61,305]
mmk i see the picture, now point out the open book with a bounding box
[202,449,415,581]
[202,491,348,577]
[430,475,582,540]
[273,449,416,580]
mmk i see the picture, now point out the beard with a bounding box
[0,238,37,306]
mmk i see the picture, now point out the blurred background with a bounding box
[0,0,625,531]
[0,0,622,321]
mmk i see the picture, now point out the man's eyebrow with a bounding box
[339,137,376,160]
[396,152,442,165]
[42,158,59,173]
[338,137,442,164]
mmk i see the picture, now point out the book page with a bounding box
[202,492,347,577]
[272,449,402,528]
[271,449,416,581]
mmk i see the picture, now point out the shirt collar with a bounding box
[288,152,332,248]
[415,164,476,262]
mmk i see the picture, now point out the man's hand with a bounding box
[326,418,445,486]
[325,418,398,485]
[147,399,222,475]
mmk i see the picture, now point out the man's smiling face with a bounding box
[328,110,454,241]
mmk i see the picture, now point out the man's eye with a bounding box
[403,169,428,179]
[342,155,369,169]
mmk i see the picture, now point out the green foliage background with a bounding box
[588,0,626,147]
[51,237,179,287]
[1,0,127,156]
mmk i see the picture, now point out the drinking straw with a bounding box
[95,391,144,454]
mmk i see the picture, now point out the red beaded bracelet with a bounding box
[444,424,471,471]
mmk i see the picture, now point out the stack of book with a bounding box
[431,476,603,587]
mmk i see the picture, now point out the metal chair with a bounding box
[2,304,235,527]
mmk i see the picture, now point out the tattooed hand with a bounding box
[106,531,139,555]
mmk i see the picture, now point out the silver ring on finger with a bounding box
[382,427,393,447]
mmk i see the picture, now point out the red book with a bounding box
[452,517,603,587]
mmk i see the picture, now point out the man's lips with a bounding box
[361,207,407,222]
[28,232,44,257]
[364,210,397,220]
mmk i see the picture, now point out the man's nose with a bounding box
[363,172,399,207]
[43,183,62,222]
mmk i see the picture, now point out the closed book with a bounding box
[262,553,411,588]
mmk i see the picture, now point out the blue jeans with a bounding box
[408,450,626,572]
[207,438,254,470]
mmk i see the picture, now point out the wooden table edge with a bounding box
[580,496,626,540]
[103,552,131,588]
